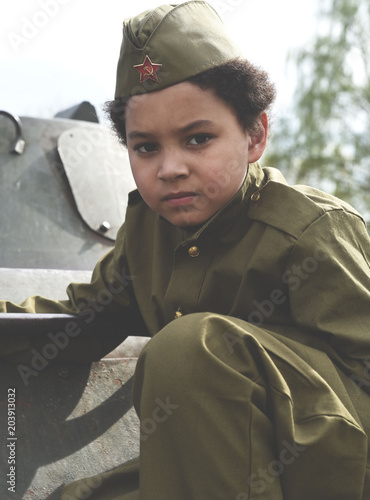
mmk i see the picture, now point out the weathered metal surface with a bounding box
[0,358,140,500]
[0,268,92,304]
[0,107,148,499]
[54,101,99,123]
[58,126,136,241]
[0,113,131,270]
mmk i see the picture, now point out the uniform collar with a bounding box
[178,162,267,242]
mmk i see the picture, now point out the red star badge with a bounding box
[134,55,162,83]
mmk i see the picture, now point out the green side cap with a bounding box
[114,1,241,98]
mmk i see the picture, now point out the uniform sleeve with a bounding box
[285,209,370,360]
[0,224,147,362]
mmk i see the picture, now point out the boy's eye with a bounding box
[135,143,158,154]
[188,134,212,146]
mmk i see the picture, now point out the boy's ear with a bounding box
[248,112,268,163]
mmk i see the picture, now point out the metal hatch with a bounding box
[58,127,136,241]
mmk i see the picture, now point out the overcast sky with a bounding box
[1,0,318,121]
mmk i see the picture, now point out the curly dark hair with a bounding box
[105,58,276,146]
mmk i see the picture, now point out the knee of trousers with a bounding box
[133,312,268,407]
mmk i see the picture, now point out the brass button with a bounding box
[174,309,183,319]
[251,192,261,202]
[188,246,200,257]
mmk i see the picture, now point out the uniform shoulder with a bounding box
[128,188,142,205]
[248,167,364,239]
[126,188,160,233]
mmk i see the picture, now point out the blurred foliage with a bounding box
[265,0,370,225]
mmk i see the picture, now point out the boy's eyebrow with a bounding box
[180,119,214,133]
[127,130,153,141]
[127,120,214,141]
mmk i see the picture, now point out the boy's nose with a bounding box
[157,149,189,181]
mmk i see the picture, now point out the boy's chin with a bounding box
[163,212,210,229]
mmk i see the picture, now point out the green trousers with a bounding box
[62,313,370,499]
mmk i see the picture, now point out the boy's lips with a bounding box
[163,191,199,206]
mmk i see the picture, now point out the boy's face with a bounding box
[125,81,267,227]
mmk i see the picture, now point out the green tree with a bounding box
[265,0,370,225]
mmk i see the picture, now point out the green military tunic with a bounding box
[1,162,370,498]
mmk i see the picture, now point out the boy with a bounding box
[2,2,370,498]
